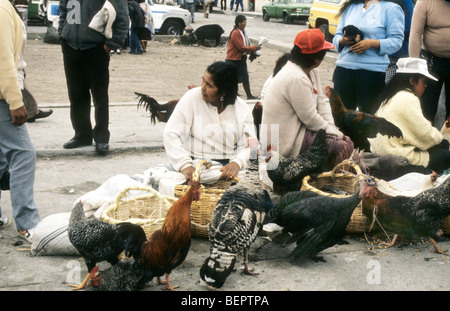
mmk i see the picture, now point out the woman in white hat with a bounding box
[369,57,450,174]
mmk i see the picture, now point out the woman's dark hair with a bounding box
[338,0,408,17]
[273,53,290,76]
[228,15,247,38]
[289,45,327,69]
[377,73,423,107]
[206,62,239,107]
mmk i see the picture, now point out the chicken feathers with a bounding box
[266,185,363,261]
[67,202,147,290]
[200,138,273,289]
[343,25,364,54]
[325,86,403,151]
[265,129,328,193]
[136,92,179,124]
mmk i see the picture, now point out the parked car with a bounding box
[27,0,48,25]
[307,0,343,42]
[262,0,312,24]
[148,0,190,35]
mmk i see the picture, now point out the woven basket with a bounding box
[101,186,177,239]
[301,160,370,233]
[174,179,235,238]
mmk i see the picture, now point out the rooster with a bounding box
[85,261,154,291]
[67,202,147,290]
[265,129,328,194]
[139,160,206,291]
[343,25,364,54]
[264,179,364,262]
[200,138,274,289]
[325,86,403,151]
[136,92,179,124]
[360,176,450,255]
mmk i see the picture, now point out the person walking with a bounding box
[225,15,261,100]
[58,0,129,155]
[128,0,145,54]
[0,0,40,242]
[183,0,200,23]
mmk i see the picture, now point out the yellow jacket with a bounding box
[369,90,443,167]
[0,0,23,110]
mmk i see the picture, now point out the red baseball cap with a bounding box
[294,29,335,54]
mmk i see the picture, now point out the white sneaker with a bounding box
[0,217,11,229]
[17,228,34,243]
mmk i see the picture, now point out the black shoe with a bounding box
[63,139,92,149]
[247,95,260,100]
[27,109,53,123]
[96,143,109,155]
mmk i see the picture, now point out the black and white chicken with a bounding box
[67,202,148,290]
[265,129,328,194]
[265,180,364,262]
[85,260,154,291]
[199,138,274,289]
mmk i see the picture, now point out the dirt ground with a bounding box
[1,38,449,296]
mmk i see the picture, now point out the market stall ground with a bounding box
[0,38,448,292]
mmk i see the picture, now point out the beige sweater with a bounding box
[369,90,443,167]
[409,0,450,58]
[0,0,24,110]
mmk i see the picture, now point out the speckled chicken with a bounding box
[360,176,450,255]
[68,202,147,290]
[200,138,274,289]
[85,260,154,291]
[265,129,328,193]
[265,180,364,262]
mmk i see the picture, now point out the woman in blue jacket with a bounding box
[332,0,405,114]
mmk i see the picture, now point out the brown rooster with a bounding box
[360,176,450,255]
[139,160,206,290]
[136,92,179,124]
[325,86,403,152]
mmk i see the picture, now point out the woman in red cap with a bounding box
[262,29,354,175]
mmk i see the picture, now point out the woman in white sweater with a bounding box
[369,58,450,173]
[164,61,256,182]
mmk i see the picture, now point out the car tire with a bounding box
[160,20,184,36]
[319,23,333,43]
[283,13,291,24]
[262,10,270,22]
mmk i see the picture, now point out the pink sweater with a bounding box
[409,0,450,58]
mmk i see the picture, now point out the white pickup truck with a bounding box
[46,0,190,35]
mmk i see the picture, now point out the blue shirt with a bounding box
[333,1,405,72]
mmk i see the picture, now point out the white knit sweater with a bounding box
[368,90,443,166]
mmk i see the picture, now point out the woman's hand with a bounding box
[350,39,380,54]
[220,162,240,181]
[181,166,196,181]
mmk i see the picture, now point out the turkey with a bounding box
[265,129,328,193]
[199,138,274,289]
[264,178,365,262]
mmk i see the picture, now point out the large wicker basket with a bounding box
[174,179,235,238]
[101,186,177,239]
[301,160,369,233]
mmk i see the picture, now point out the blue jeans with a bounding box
[130,28,143,53]
[0,100,40,231]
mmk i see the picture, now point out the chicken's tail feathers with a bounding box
[116,222,148,259]
[199,248,237,289]
[377,119,403,138]
[135,92,166,124]
[288,221,333,260]
[310,129,328,153]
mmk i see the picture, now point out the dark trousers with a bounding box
[427,139,450,174]
[332,66,386,114]
[420,49,450,126]
[61,41,110,144]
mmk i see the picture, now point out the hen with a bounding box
[136,92,179,124]
[85,261,154,291]
[265,129,328,193]
[200,138,274,289]
[139,160,205,291]
[265,180,364,262]
[325,86,403,151]
[68,202,147,290]
[360,176,450,255]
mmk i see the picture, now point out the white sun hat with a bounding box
[396,57,438,81]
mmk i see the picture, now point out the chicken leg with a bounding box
[157,273,179,291]
[429,238,449,256]
[67,272,91,290]
[242,248,258,275]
